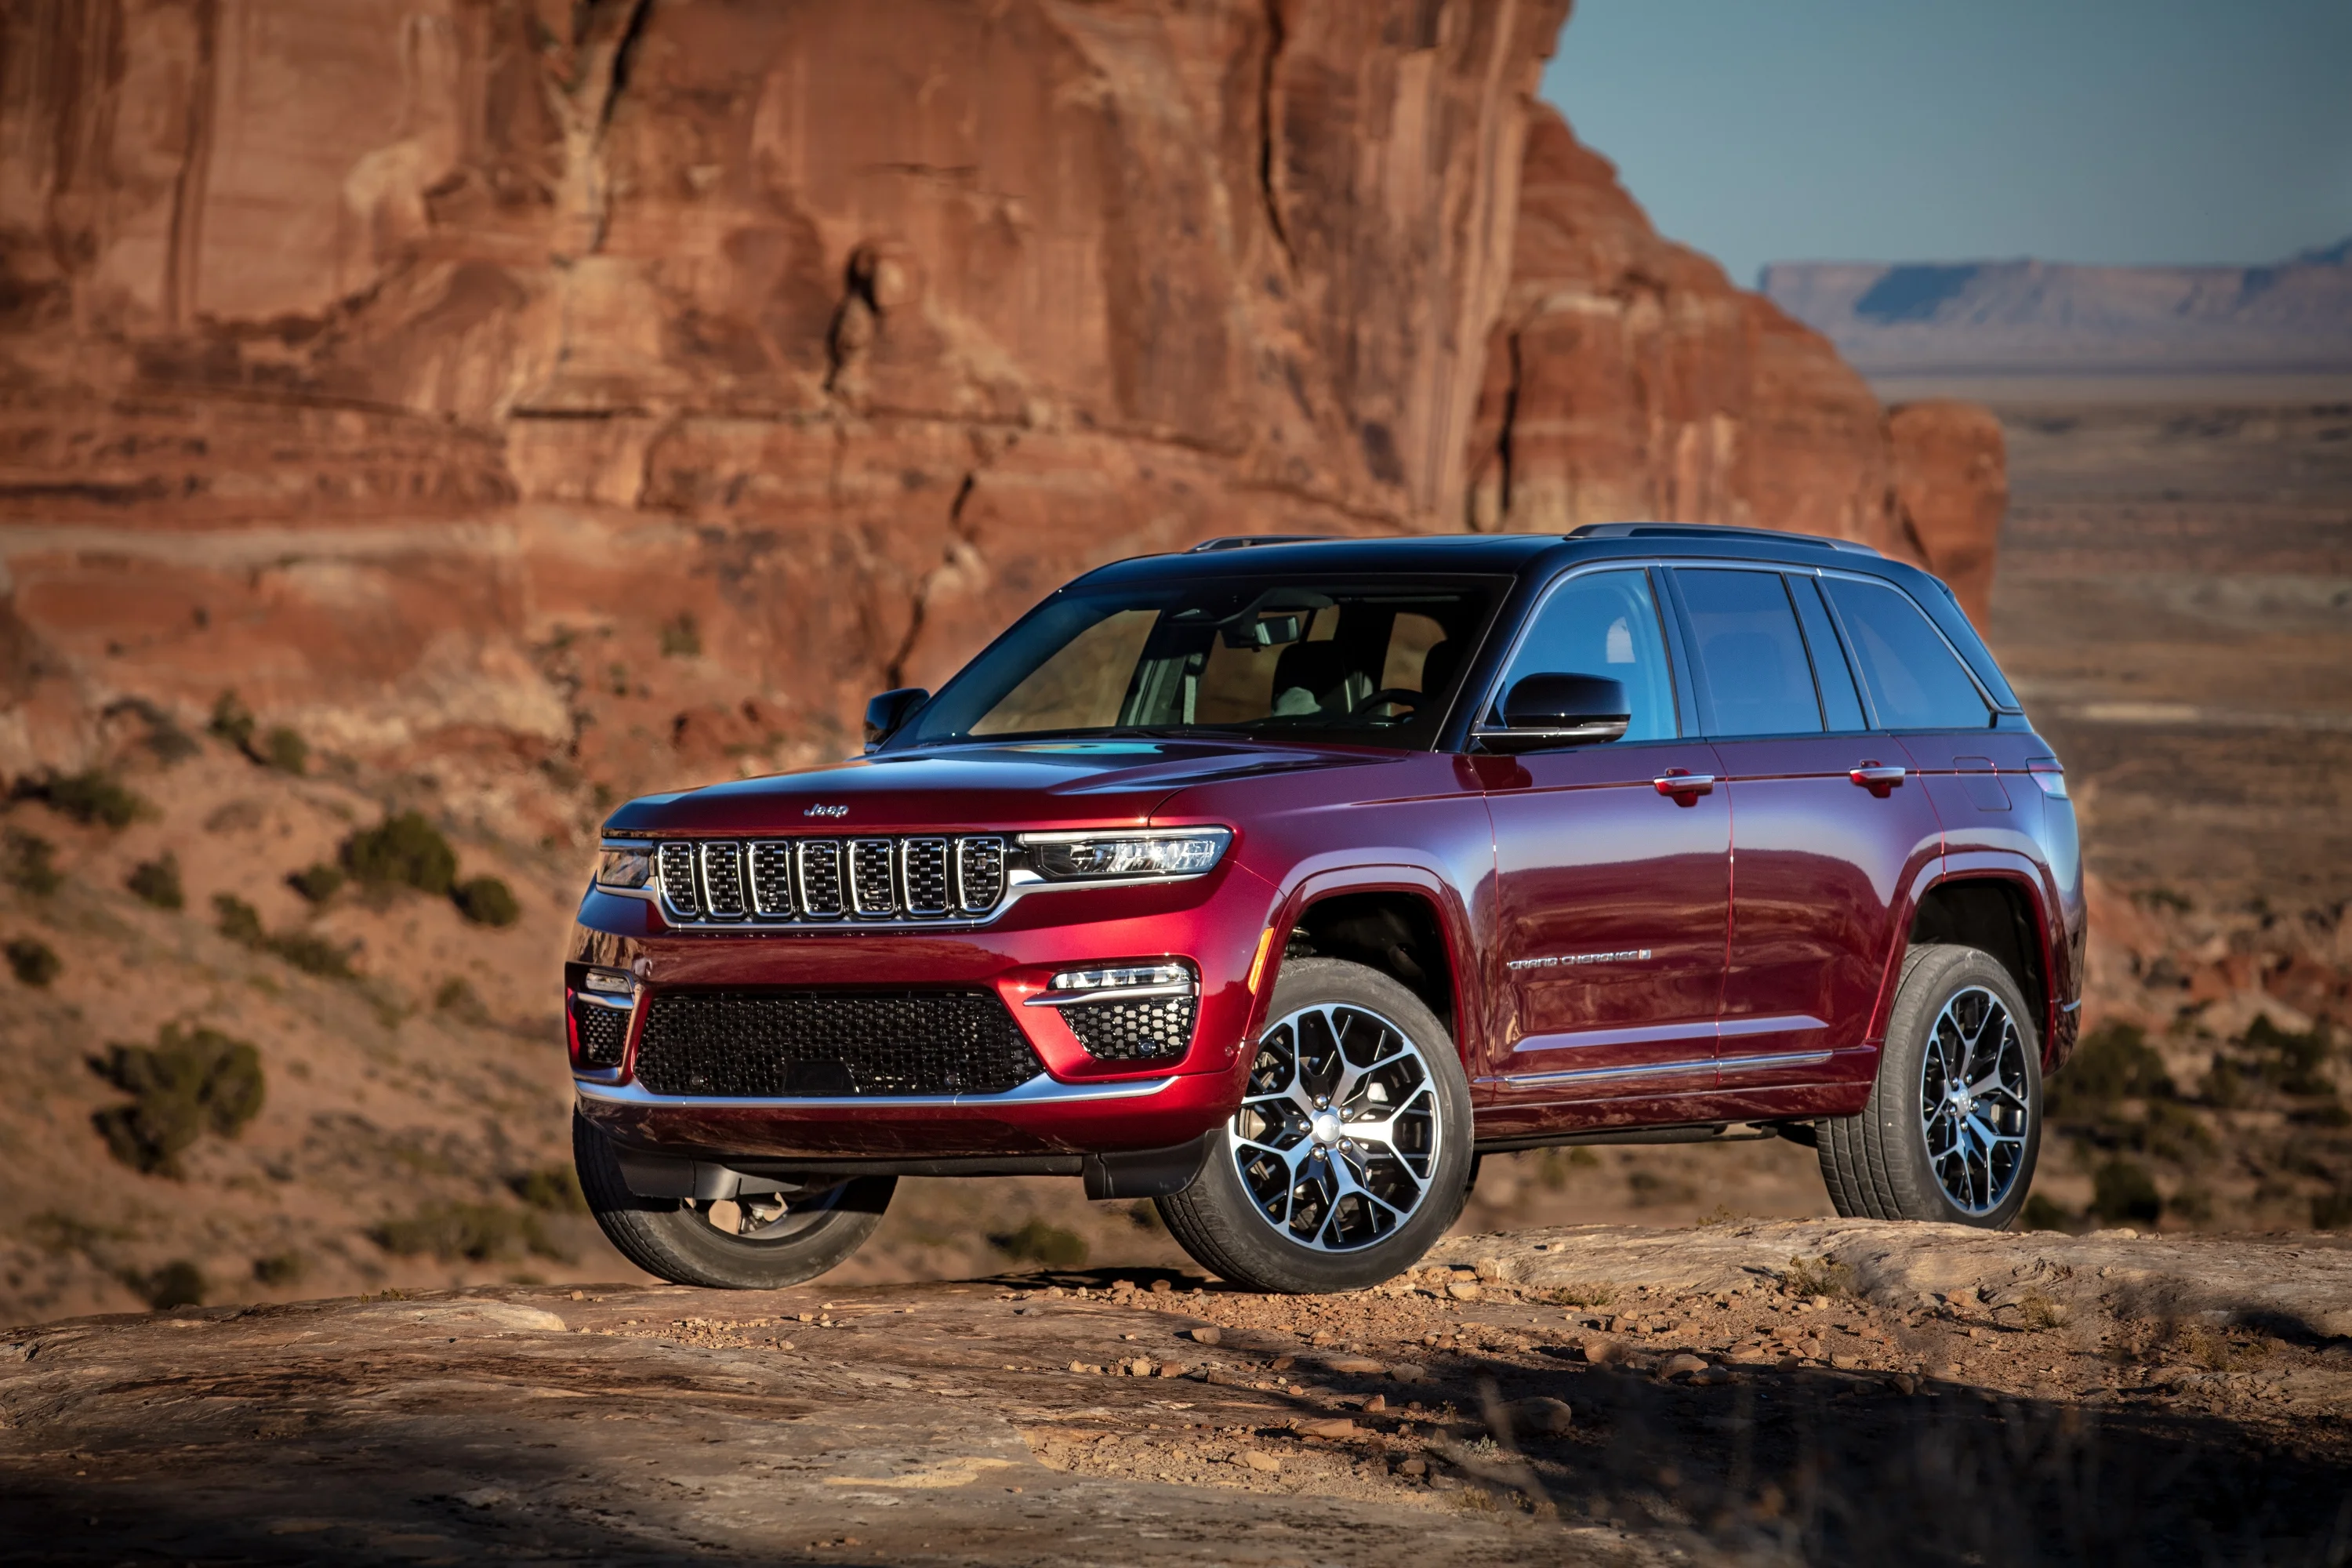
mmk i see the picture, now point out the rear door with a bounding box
[1669,565,1946,1091]
[1478,565,1730,1127]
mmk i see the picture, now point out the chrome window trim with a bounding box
[1473,560,1685,744]
[1806,564,2009,724]
[574,1070,1181,1110]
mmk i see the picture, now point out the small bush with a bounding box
[252,1250,308,1287]
[1782,1254,1857,1298]
[269,930,354,979]
[89,1022,267,1178]
[213,892,266,947]
[509,1165,588,1214]
[3,829,60,897]
[2049,1021,2175,1118]
[2021,1192,2075,1232]
[659,612,702,659]
[2090,1157,2163,1226]
[2243,1014,2335,1098]
[453,875,520,927]
[343,811,456,896]
[18,768,151,829]
[129,1259,208,1311]
[208,690,256,751]
[260,726,308,776]
[989,1219,1088,1269]
[372,1202,563,1264]
[2314,1188,2352,1230]
[287,862,345,903]
[6,936,60,987]
[127,852,184,910]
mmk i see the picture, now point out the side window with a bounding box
[1675,568,1824,737]
[1496,569,1676,742]
[1788,575,1869,731]
[1822,578,1993,730]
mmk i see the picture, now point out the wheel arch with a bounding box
[1251,869,1480,1071]
[1903,870,2056,1065]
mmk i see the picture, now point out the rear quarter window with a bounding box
[1823,577,1992,731]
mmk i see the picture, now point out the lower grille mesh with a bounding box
[572,998,630,1068]
[1064,995,1197,1062]
[634,990,1042,1097]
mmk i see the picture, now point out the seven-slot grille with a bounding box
[643,835,1008,925]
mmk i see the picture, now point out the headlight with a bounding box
[595,844,654,889]
[1020,828,1232,881]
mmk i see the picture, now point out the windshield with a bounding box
[891,573,1508,750]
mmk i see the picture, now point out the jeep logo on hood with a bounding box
[803,803,850,818]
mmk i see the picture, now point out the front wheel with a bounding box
[573,1112,894,1289]
[1156,958,1473,1293]
[1817,944,2044,1228]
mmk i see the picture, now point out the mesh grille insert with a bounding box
[643,833,1012,925]
[700,841,746,917]
[1064,995,1198,1062]
[634,990,1041,1097]
[748,841,794,916]
[798,841,844,916]
[656,843,699,915]
[850,840,895,915]
[958,837,1005,911]
[902,838,949,915]
[572,996,630,1068]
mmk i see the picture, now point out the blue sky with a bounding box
[1541,0,2352,285]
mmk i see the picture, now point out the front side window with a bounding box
[1823,577,1993,731]
[898,575,1506,750]
[1493,568,1676,742]
[1676,568,1825,737]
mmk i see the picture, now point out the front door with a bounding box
[1479,566,1730,1131]
[1671,566,1946,1094]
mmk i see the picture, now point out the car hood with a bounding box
[600,739,1395,837]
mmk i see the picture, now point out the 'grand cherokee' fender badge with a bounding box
[803,803,850,818]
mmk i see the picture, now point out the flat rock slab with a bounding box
[1431,1218,2352,1339]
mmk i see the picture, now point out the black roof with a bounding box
[1080,523,1889,586]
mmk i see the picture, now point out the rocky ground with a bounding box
[4,1220,2347,1566]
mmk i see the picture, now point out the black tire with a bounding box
[573,1111,894,1289]
[1156,958,1473,1293]
[1817,944,2043,1229]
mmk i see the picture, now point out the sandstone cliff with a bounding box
[0,0,2000,802]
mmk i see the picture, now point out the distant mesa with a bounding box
[1761,238,2352,374]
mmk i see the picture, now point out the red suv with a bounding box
[568,525,2083,1293]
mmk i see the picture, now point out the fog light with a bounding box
[582,967,633,994]
[1051,963,1189,994]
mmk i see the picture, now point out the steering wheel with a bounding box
[1353,688,1428,723]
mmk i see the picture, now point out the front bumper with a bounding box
[565,856,1276,1161]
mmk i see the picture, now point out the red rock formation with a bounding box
[1461,106,2003,621]
[0,2,1999,804]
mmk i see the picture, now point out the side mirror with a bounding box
[1472,673,1631,753]
[862,687,929,750]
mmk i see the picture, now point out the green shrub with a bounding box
[2021,1192,2074,1232]
[129,1259,208,1310]
[2090,1157,2162,1226]
[6,936,60,987]
[252,1250,308,1287]
[213,892,266,947]
[2314,1188,2352,1231]
[343,811,456,896]
[989,1219,1087,1269]
[659,612,701,659]
[89,1022,267,1178]
[18,768,151,829]
[509,1165,588,1214]
[208,690,256,751]
[269,930,354,979]
[3,829,60,896]
[287,862,345,903]
[2243,1014,2335,1098]
[453,875,520,927]
[127,852,184,910]
[372,1202,564,1264]
[2049,1022,2175,1118]
[261,726,308,776]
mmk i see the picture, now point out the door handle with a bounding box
[1849,762,1907,797]
[1653,769,1716,805]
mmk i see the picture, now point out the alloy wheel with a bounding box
[1228,1003,1442,1251]
[1916,985,2032,1215]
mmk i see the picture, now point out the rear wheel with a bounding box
[573,1111,894,1289]
[1156,958,1473,1293]
[1817,944,2042,1228]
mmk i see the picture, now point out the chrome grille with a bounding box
[639,835,1013,927]
[798,840,844,917]
[656,843,699,915]
[902,838,949,915]
[699,840,746,917]
[850,839,896,916]
[748,841,794,916]
[957,837,1004,911]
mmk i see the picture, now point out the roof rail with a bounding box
[1566,522,1882,557]
[1186,534,1338,553]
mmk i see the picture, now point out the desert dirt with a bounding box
[5,1220,2347,1565]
